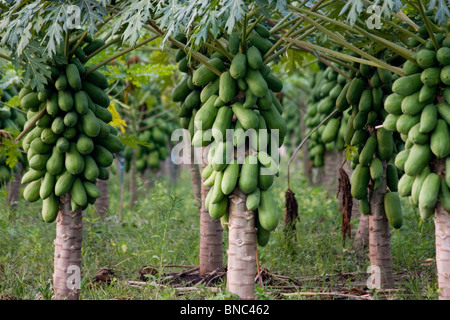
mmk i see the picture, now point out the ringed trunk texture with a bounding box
[226,188,257,300]
[354,213,370,250]
[323,151,339,198]
[6,163,21,211]
[199,147,223,276]
[368,162,394,289]
[341,160,368,250]
[53,194,83,300]
[95,179,109,217]
[190,145,202,213]
[434,160,450,300]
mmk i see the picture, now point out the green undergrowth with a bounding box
[0,156,437,300]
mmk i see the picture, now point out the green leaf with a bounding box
[21,45,51,92]
[344,144,358,162]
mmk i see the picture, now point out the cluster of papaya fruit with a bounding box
[19,36,123,223]
[342,57,404,229]
[305,64,350,167]
[0,86,27,185]
[124,118,175,173]
[385,30,450,220]
[171,22,286,246]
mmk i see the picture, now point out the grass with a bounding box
[0,157,438,300]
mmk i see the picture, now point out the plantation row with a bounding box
[0,0,449,301]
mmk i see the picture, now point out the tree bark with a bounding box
[368,162,394,289]
[199,147,223,276]
[434,159,450,300]
[300,111,313,184]
[190,145,202,213]
[95,179,109,218]
[53,194,83,300]
[354,213,370,249]
[6,163,21,211]
[339,160,369,250]
[226,187,257,300]
[324,151,339,198]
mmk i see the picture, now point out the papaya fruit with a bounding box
[350,164,370,200]
[418,173,440,209]
[384,192,403,229]
[247,46,263,70]
[405,144,432,176]
[239,155,259,194]
[219,71,236,103]
[430,119,450,158]
[192,58,224,87]
[258,190,279,231]
[42,194,59,223]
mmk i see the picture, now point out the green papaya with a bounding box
[258,190,278,231]
[430,119,450,158]
[418,173,440,209]
[384,192,403,229]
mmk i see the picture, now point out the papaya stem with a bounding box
[245,15,265,39]
[84,36,121,62]
[144,22,221,76]
[288,5,414,61]
[85,35,158,76]
[67,30,88,58]
[0,53,13,62]
[416,0,439,50]
[263,0,325,61]
[15,106,47,142]
[287,109,339,189]
[288,14,405,75]
[64,30,70,57]
[0,100,27,114]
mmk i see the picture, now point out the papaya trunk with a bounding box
[354,212,370,250]
[190,145,202,213]
[368,162,394,288]
[95,179,109,217]
[313,167,323,186]
[199,147,223,276]
[324,151,338,197]
[129,151,138,207]
[434,159,450,300]
[226,187,257,300]
[300,111,313,183]
[53,194,83,300]
[6,163,21,211]
[342,161,369,250]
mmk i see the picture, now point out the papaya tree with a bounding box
[160,1,289,298]
[0,81,26,210]
[382,8,450,298]
[283,0,450,293]
[281,0,426,288]
[0,1,168,299]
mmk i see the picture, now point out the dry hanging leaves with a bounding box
[338,167,352,245]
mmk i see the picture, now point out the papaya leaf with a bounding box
[118,132,152,149]
[21,45,51,92]
[344,143,358,162]
[427,0,450,25]
[108,102,127,134]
